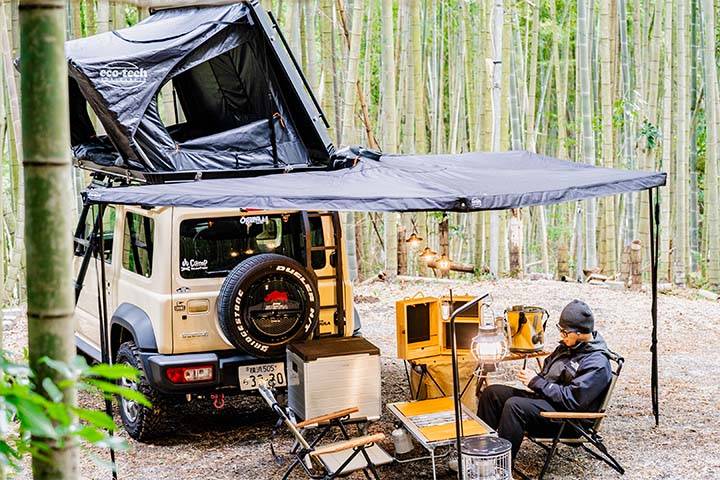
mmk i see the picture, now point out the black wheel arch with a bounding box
[110,303,158,356]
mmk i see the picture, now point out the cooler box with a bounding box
[287,337,381,422]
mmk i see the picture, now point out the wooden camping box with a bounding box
[396,296,442,360]
[438,295,483,356]
[396,295,484,361]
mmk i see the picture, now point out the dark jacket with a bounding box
[527,332,612,412]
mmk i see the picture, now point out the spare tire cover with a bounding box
[217,253,319,357]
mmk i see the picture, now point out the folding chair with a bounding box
[520,351,625,480]
[258,383,391,479]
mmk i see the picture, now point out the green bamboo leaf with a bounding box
[74,426,105,443]
[95,435,127,451]
[45,402,71,426]
[71,355,90,373]
[86,379,151,407]
[41,378,63,403]
[73,408,115,431]
[0,440,20,459]
[87,363,139,381]
[39,358,73,380]
[14,401,57,439]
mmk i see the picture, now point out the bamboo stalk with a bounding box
[701,0,720,286]
[19,0,78,477]
[674,0,689,285]
[0,3,24,305]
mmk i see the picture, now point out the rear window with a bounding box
[122,212,154,277]
[179,213,326,279]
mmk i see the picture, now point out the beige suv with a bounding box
[73,204,354,440]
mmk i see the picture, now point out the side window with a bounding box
[309,217,326,270]
[122,212,154,278]
[74,205,115,263]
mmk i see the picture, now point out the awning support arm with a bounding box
[648,188,660,426]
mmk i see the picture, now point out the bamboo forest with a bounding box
[0,0,719,299]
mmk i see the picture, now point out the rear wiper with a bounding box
[206,269,232,275]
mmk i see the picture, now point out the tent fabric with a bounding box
[67,4,331,175]
[85,150,667,211]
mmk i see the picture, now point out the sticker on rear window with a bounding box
[181,258,209,272]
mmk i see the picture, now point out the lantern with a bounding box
[437,253,451,271]
[419,247,437,262]
[471,323,508,364]
[405,232,423,249]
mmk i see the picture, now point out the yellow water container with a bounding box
[505,306,549,353]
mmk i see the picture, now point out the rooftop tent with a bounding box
[67,2,332,182]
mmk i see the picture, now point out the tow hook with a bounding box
[211,392,225,410]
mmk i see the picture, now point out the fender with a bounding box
[111,303,158,352]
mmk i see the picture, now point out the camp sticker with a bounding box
[181,258,209,272]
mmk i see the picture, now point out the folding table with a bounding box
[387,396,496,480]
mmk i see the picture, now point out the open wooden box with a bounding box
[396,294,484,361]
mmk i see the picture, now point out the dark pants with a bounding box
[477,385,562,462]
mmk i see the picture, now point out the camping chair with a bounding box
[258,383,390,479]
[519,351,625,480]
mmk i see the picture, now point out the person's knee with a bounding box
[481,384,507,403]
[502,397,528,420]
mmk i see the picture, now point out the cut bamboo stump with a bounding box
[397,225,407,276]
[557,244,570,281]
[620,244,631,286]
[630,240,643,291]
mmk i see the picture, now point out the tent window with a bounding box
[169,41,275,142]
[158,83,186,128]
[122,213,154,278]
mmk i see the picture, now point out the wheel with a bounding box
[217,254,320,357]
[115,341,172,441]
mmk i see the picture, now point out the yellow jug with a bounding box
[505,306,549,353]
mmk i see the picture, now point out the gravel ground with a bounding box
[5,277,720,479]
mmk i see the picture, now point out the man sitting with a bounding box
[476,299,613,463]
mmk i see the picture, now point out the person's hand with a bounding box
[516,369,537,386]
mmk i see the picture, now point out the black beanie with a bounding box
[559,300,594,333]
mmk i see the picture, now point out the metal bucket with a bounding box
[505,305,549,353]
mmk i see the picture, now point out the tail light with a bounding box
[166,365,215,384]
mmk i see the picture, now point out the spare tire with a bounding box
[217,254,319,357]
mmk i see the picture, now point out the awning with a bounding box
[85,150,666,210]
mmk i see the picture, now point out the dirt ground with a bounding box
[5,277,720,479]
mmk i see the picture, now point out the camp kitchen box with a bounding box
[287,337,381,421]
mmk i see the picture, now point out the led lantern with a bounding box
[437,253,451,271]
[471,323,508,364]
[419,247,437,262]
[405,232,423,249]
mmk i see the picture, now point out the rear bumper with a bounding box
[140,350,285,395]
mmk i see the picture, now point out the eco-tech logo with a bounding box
[99,61,148,89]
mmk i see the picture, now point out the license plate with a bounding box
[238,363,286,391]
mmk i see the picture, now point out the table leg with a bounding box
[430,449,437,480]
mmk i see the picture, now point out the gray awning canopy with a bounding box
[85,150,666,211]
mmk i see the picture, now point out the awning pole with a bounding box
[648,188,659,426]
